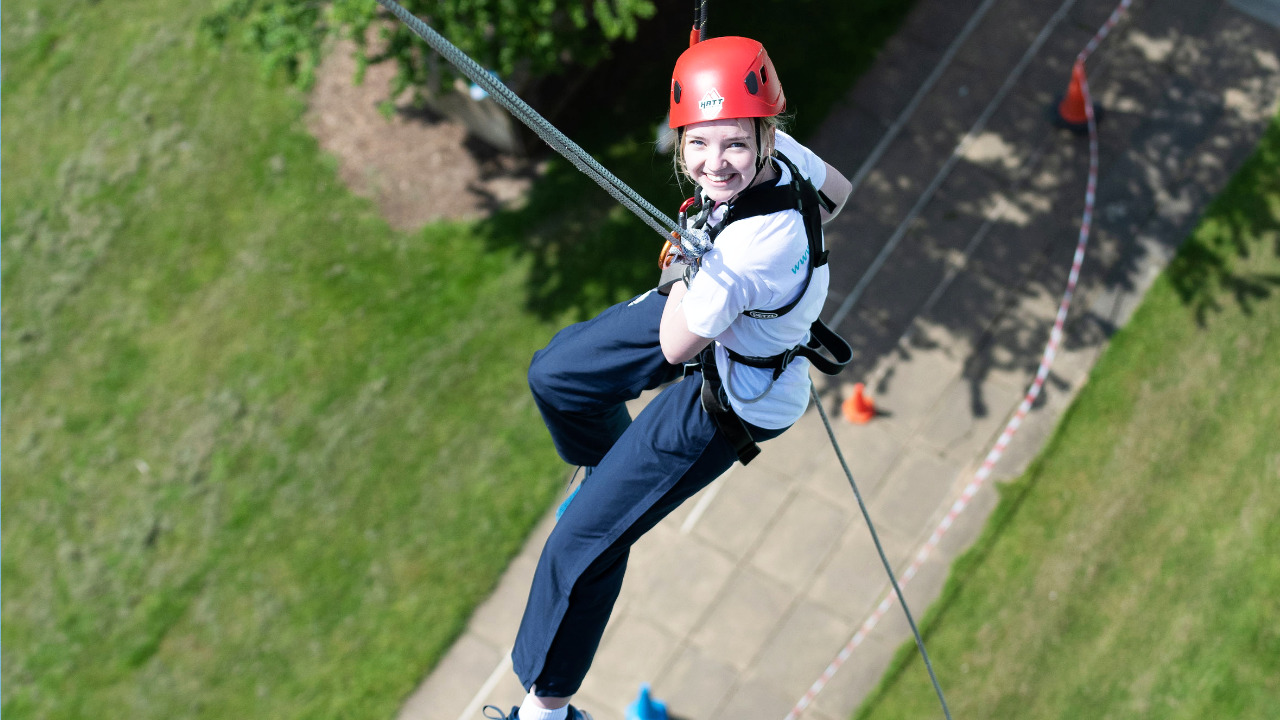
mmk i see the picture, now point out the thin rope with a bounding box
[372,0,698,246]
[696,0,709,41]
[806,384,953,719]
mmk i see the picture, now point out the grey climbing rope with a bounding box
[809,384,953,720]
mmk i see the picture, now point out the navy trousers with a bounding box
[513,288,784,697]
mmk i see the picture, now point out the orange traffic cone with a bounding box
[842,383,876,424]
[1050,62,1102,135]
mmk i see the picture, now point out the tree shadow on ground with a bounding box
[815,4,1280,423]
[1165,122,1280,324]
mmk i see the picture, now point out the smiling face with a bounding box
[681,118,774,204]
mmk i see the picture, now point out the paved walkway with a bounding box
[401,1,1280,718]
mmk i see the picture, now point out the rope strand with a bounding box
[801,385,954,720]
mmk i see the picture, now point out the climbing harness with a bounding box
[666,150,851,453]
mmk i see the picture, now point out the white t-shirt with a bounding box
[682,131,830,429]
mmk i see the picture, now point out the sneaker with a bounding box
[482,705,594,720]
[554,466,593,520]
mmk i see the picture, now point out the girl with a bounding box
[489,35,853,720]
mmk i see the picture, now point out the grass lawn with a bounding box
[854,113,1280,719]
[1,1,916,718]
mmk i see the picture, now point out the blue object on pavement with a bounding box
[625,683,668,720]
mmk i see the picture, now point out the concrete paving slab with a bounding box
[807,632,901,720]
[915,266,1016,359]
[899,0,991,51]
[802,417,906,509]
[952,0,1079,73]
[749,422,829,487]
[902,61,1013,155]
[622,534,735,637]
[690,467,794,559]
[921,162,1022,249]
[808,518,914,623]
[842,236,957,343]
[483,672,532,720]
[656,645,739,720]
[747,598,855,695]
[843,32,951,127]
[750,490,851,588]
[578,615,679,716]
[397,633,506,720]
[823,219,900,297]
[806,97,891,179]
[690,566,798,672]
[468,551,540,648]
[866,343,963,432]
[710,677,796,720]
[868,449,966,541]
[933,475,1003,558]
[918,369,1025,461]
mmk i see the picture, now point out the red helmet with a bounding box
[668,36,785,129]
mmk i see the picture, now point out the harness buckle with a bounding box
[775,346,799,380]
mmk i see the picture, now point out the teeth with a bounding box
[707,173,732,182]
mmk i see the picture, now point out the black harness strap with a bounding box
[697,346,762,465]
[715,152,829,321]
[725,317,852,381]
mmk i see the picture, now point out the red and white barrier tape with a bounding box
[785,1,1131,718]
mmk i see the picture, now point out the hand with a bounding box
[675,227,713,261]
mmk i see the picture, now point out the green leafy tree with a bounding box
[203,0,657,97]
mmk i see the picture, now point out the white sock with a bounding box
[518,694,568,720]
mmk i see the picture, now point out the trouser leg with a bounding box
[513,373,786,696]
[527,289,681,467]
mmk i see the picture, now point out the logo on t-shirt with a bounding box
[792,247,810,274]
[699,89,725,119]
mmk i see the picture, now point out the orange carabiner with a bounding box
[659,235,678,269]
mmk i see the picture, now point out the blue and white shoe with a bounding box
[555,466,593,520]
[482,705,594,720]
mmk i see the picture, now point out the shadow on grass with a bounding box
[1166,120,1280,324]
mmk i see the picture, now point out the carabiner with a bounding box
[660,196,702,269]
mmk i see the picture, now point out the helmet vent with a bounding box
[673,80,682,103]
[745,71,759,95]
[760,65,769,85]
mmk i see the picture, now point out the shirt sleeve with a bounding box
[775,131,827,189]
[681,239,755,339]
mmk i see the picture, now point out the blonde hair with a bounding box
[671,115,786,192]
